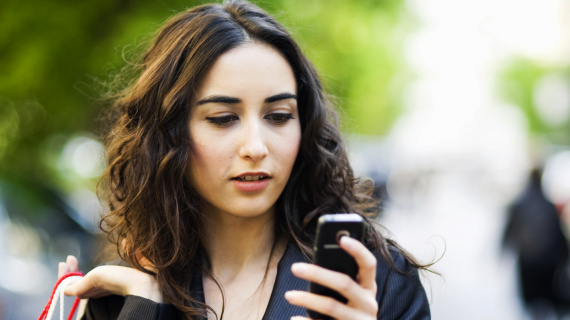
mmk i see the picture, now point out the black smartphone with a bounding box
[306,213,364,320]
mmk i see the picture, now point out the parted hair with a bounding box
[99,1,426,319]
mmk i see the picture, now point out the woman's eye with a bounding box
[265,113,294,124]
[206,115,239,127]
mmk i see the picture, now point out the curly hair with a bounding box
[99,1,427,319]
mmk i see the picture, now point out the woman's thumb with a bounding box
[63,280,80,296]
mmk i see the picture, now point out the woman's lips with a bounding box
[232,178,270,192]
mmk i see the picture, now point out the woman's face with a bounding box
[188,43,301,220]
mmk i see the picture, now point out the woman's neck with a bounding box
[203,206,278,281]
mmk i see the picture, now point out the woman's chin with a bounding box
[209,203,276,221]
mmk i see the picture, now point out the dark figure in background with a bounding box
[503,169,570,319]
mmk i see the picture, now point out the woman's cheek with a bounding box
[189,126,234,186]
[200,141,233,171]
[278,125,301,164]
[278,139,300,166]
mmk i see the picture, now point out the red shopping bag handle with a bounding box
[38,272,84,320]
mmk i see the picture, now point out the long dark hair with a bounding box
[99,1,428,319]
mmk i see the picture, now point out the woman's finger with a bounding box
[64,276,93,298]
[61,264,163,302]
[64,266,128,298]
[339,236,377,293]
[291,263,374,311]
[58,255,79,279]
[64,278,111,299]
[66,255,79,273]
[285,290,371,320]
[58,262,69,279]
[63,265,162,302]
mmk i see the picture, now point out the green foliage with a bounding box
[498,59,548,133]
[498,58,570,144]
[273,0,410,135]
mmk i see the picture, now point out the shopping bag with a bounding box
[38,272,84,320]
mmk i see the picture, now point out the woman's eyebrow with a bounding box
[197,95,240,105]
[265,93,297,103]
[196,93,297,106]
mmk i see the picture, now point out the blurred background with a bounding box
[1,0,570,319]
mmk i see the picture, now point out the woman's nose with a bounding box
[238,119,268,161]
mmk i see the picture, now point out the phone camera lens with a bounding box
[336,230,350,244]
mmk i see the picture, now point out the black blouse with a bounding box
[81,242,430,320]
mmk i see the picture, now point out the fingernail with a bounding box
[341,236,353,248]
[284,291,298,300]
[291,263,307,274]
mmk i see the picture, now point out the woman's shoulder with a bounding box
[375,246,420,276]
[374,245,431,320]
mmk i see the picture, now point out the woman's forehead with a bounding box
[195,43,297,102]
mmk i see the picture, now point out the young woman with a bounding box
[58,1,431,319]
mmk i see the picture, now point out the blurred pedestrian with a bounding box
[503,168,570,319]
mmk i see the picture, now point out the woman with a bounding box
[58,1,431,319]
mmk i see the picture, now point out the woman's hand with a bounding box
[284,236,378,320]
[58,255,164,303]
